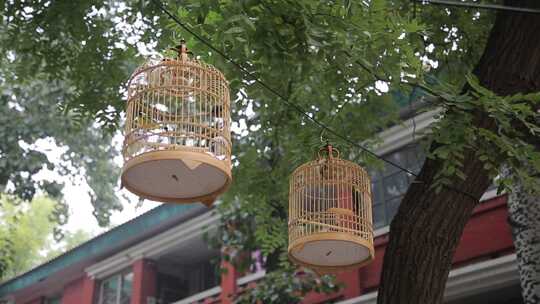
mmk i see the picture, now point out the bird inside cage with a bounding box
[132,57,227,153]
[326,186,361,232]
[314,165,361,231]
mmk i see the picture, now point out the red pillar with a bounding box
[336,269,361,299]
[131,259,157,304]
[25,297,43,304]
[61,279,85,304]
[61,276,95,304]
[81,276,97,304]
[220,260,237,304]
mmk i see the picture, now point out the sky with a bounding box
[12,3,209,239]
[29,104,250,237]
[28,136,161,236]
[31,3,164,236]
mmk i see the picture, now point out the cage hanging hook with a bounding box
[319,127,329,145]
[170,39,191,60]
[318,142,339,160]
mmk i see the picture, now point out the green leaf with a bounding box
[224,26,245,35]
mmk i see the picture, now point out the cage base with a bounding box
[288,232,374,273]
[121,150,231,205]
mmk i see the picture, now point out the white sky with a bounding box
[26,92,254,236]
[27,136,160,235]
[26,103,251,237]
[35,3,164,236]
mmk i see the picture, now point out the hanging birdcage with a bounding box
[121,42,231,206]
[288,145,374,273]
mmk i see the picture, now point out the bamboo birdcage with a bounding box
[121,42,231,206]
[288,145,374,273]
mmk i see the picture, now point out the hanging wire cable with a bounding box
[150,0,417,176]
[319,95,356,144]
[417,0,540,14]
[150,0,481,200]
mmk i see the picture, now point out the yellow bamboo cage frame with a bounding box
[288,145,374,273]
[121,42,231,206]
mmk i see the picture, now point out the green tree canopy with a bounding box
[0,195,92,281]
[0,1,152,228]
[156,1,540,302]
[2,1,540,303]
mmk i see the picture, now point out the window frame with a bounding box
[97,268,133,304]
[368,109,439,231]
[369,109,501,235]
[370,143,425,230]
[44,295,62,304]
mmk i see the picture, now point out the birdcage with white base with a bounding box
[288,145,374,273]
[121,42,231,206]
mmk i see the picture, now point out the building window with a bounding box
[156,259,220,302]
[371,143,425,229]
[44,296,61,304]
[97,270,133,304]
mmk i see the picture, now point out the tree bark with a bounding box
[507,167,540,304]
[377,2,540,304]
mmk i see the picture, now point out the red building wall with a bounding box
[222,195,514,303]
[61,278,84,304]
[131,259,157,304]
[24,298,42,304]
[20,195,514,304]
[81,276,97,304]
[453,195,514,266]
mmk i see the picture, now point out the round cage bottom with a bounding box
[121,150,231,205]
[289,232,374,273]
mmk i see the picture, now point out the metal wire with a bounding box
[150,0,481,201]
[417,0,540,14]
[151,0,415,176]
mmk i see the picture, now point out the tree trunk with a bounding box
[377,2,540,304]
[507,168,540,304]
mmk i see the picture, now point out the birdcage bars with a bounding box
[121,42,232,205]
[288,145,374,273]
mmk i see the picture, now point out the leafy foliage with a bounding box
[0,75,123,228]
[2,0,539,302]
[0,1,162,227]
[0,196,57,280]
[236,265,341,303]
[0,1,151,128]
[425,75,540,194]
[0,195,92,281]
[0,0,150,279]
[159,0,511,301]
[41,229,94,263]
